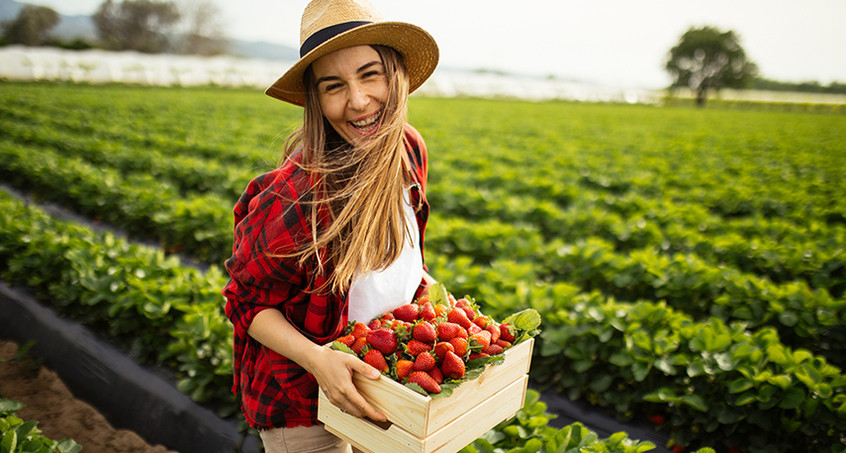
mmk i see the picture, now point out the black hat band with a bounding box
[300,21,373,57]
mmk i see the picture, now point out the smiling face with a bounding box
[311,45,389,145]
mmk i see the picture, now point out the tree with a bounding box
[175,0,228,56]
[665,26,758,106]
[93,0,180,53]
[1,5,60,46]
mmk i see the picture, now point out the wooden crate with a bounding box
[318,337,534,453]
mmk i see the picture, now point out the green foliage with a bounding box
[1,83,845,452]
[0,399,81,453]
[0,5,60,47]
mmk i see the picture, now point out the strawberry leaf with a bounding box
[331,340,356,356]
[404,382,429,396]
[503,309,542,343]
[429,282,449,307]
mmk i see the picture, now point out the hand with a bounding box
[307,348,387,422]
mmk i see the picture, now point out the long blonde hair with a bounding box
[279,45,413,294]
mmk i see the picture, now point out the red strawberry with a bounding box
[468,352,489,360]
[472,315,488,328]
[436,322,461,341]
[406,339,432,356]
[367,319,381,330]
[455,326,469,339]
[352,322,370,339]
[449,337,469,356]
[416,295,430,305]
[412,322,437,344]
[428,367,444,384]
[648,415,665,425]
[413,352,436,372]
[455,297,470,309]
[672,446,686,453]
[392,303,420,322]
[433,303,449,318]
[482,344,504,356]
[495,339,512,349]
[470,330,492,349]
[381,312,395,322]
[351,337,368,355]
[484,324,501,343]
[367,329,398,355]
[468,323,482,335]
[448,308,473,329]
[395,359,414,381]
[363,349,389,373]
[419,302,436,321]
[499,323,515,342]
[441,351,465,379]
[409,371,441,393]
[337,334,355,347]
[433,341,455,362]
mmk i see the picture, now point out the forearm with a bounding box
[247,308,325,374]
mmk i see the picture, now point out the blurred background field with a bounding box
[1,81,844,452]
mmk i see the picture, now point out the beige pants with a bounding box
[259,425,364,453]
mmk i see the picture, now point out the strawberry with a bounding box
[351,337,368,354]
[433,341,454,362]
[441,351,466,379]
[395,359,414,381]
[409,371,441,393]
[412,321,437,344]
[468,352,489,361]
[449,337,469,356]
[436,322,461,341]
[381,312,395,322]
[406,339,432,356]
[363,349,389,373]
[416,295,430,305]
[352,322,370,339]
[367,328,398,355]
[495,339,512,349]
[433,303,449,318]
[470,330,492,349]
[367,319,381,330]
[455,326,469,339]
[648,415,665,425]
[419,302,436,321]
[392,303,420,322]
[413,352,436,372]
[472,315,488,328]
[482,344,504,355]
[447,307,473,329]
[428,367,443,384]
[499,322,515,342]
[467,323,482,335]
[336,334,355,347]
[484,324,501,343]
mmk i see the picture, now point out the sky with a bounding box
[45,0,846,89]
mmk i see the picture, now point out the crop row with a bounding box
[0,190,678,453]
[1,190,840,453]
[1,136,842,370]
[3,123,843,303]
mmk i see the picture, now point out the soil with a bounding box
[0,338,176,453]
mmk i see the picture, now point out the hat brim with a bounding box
[265,22,439,106]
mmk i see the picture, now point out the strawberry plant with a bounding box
[0,399,81,453]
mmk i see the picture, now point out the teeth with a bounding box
[352,111,380,129]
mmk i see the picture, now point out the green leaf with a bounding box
[679,394,708,412]
[0,399,24,414]
[778,386,805,409]
[331,341,356,356]
[429,282,449,307]
[1,430,17,453]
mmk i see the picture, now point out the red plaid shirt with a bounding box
[223,124,429,429]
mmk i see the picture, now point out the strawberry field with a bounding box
[1,81,845,453]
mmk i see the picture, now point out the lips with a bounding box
[349,110,382,135]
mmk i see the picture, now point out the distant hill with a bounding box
[0,0,297,61]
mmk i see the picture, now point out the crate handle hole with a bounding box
[363,416,393,431]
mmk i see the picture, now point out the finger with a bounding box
[352,359,381,380]
[347,392,386,422]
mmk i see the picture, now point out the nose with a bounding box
[347,82,369,111]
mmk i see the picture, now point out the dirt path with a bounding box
[0,338,176,453]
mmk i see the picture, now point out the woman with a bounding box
[222,0,439,451]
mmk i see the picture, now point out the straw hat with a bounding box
[265,0,439,106]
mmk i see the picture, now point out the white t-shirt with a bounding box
[347,190,423,324]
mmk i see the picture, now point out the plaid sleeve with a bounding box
[223,168,313,340]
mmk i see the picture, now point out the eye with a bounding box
[322,82,343,93]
